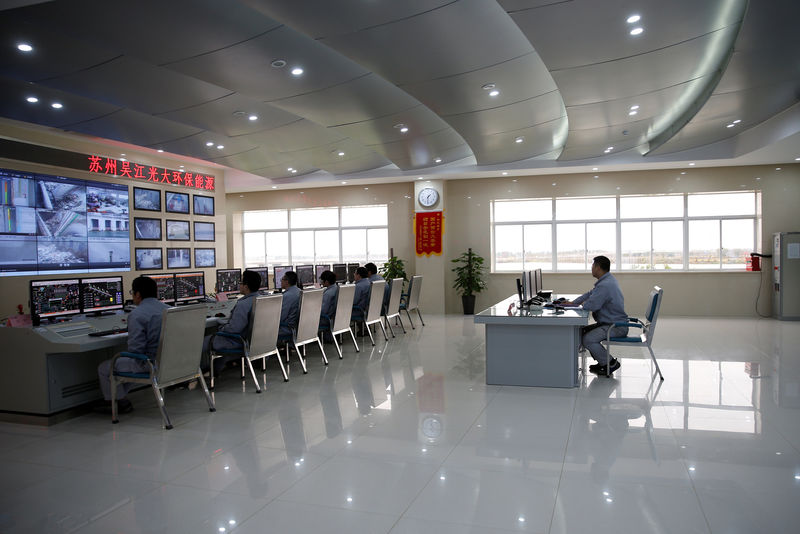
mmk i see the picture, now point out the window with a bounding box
[243,205,388,267]
[492,191,759,271]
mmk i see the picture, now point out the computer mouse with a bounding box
[215,313,225,318]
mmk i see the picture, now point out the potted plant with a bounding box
[451,248,487,314]
[380,255,408,290]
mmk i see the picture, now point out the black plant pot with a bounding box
[462,295,476,315]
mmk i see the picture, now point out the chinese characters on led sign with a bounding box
[88,156,215,191]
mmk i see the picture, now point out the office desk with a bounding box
[474,295,589,388]
[0,301,236,418]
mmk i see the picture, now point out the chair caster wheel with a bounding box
[209,408,216,412]
[283,378,289,382]
[111,419,119,424]
[165,424,174,430]
[303,370,308,374]
[256,390,262,394]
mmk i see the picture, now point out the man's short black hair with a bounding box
[356,266,369,279]
[132,276,158,299]
[283,270,298,286]
[242,269,261,292]
[364,262,377,275]
[320,270,336,285]
[593,255,611,272]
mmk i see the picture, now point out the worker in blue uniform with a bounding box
[279,270,301,338]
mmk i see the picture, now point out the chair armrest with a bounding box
[119,351,149,361]
[613,322,643,329]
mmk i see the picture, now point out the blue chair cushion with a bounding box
[214,348,244,355]
[114,371,150,379]
[120,351,149,361]
[609,336,642,343]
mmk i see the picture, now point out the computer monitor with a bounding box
[149,273,175,304]
[332,263,347,284]
[79,276,124,315]
[347,263,359,283]
[296,265,315,288]
[30,278,81,319]
[521,271,529,303]
[273,265,292,289]
[534,268,543,296]
[249,267,270,290]
[315,264,330,284]
[175,271,205,304]
[216,268,241,294]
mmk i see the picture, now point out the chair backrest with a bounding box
[385,278,403,316]
[154,305,207,383]
[296,288,324,343]
[407,275,422,311]
[366,280,385,322]
[249,294,283,357]
[644,286,663,344]
[332,283,355,332]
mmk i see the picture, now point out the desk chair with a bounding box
[287,288,327,373]
[400,275,425,328]
[382,278,406,337]
[354,280,389,346]
[110,305,214,429]
[319,283,359,359]
[207,294,288,392]
[603,286,664,380]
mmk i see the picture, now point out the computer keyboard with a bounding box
[88,327,128,337]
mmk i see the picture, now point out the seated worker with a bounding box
[279,270,301,338]
[319,270,338,341]
[202,269,261,373]
[365,261,390,313]
[352,266,371,316]
[96,276,169,413]
[560,255,628,375]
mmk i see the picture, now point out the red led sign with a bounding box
[88,155,215,191]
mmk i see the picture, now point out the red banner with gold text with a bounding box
[414,211,443,256]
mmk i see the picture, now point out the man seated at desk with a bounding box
[279,270,301,339]
[319,270,338,342]
[365,262,390,313]
[560,255,628,376]
[96,276,169,413]
[202,269,261,374]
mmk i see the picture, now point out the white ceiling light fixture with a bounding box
[291,169,297,173]
[733,119,741,124]
[248,115,258,121]
[689,162,695,166]
[216,144,224,149]
[515,136,524,144]
[434,157,442,163]
[287,167,294,171]
[17,43,33,52]
[592,167,598,171]
[51,102,63,109]
[291,67,304,76]
[206,141,214,147]
[629,110,638,116]
[341,181,347,184]
[337,151,345,156]
[26,96,38,103]
[630,27,644,36]
[271,185,277,189]
[501,172,508,175]
[157,149,164,153]
[489,89,500,97]
[626,14,641,23]
[726,123,735,128]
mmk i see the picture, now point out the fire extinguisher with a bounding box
[747,252,771,271]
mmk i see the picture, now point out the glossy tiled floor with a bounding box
[1,315,799,533]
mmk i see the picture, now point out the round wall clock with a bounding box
[418,187,439,208]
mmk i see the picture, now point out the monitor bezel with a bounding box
[132,186,162,212]
[194,248,216,268]
[215,268,242,294]
[296,264,315,287]
[134,247,163,271]
[166,247,191,269]
[148,272,176,305]
[272,265,293,288]
[192,194,215,216]
[29,278,82,318]
[174,271,206,303]
[79,275,124,313]
[332,263,347,283]
[193,221,215,242]
[346,263,359,283]
[248,267,270,290]
[164,191,190,214]
[133,216,162,241]
[165,219,191,241]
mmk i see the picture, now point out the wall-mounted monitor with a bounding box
[133,186,161,212]
[296,264,315,288]
[135,248,162,270]
[193,221,215,241]
[166,247,191,269]
[133,217,161,240]
[149,273,175,304]
[347,263,360,283]
[30,278,81,318]
[0,168,130,276]
[249,267,270,290]
[175,271,205,304]
[273,265,292,289]
[165,191,189,214]
[79,275,124,315]
[332,263,347,284]
[165,219,190,241]
[193,194,214,216]
[194,248,216,268]
[216,268,241,294]
[315,264,331,282]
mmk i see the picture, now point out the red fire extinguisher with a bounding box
[747,253,760,271]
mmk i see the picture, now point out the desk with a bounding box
[474,295,589,388]
[0,301,236,418]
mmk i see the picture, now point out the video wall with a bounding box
[0,167,130,276]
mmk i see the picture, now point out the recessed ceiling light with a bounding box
[417,176,423,180]
[776,167,781,170]
[232,110,246,117]
[271,59,287,68]
[364,187,369,190]
[755,177,761,180]
[400,126,409,133]
[593,175,599,179]
[26,96,38,103]
[120,153,125,157]
[512,179,517,182]
[795,157,800,161]
[337,151,345,157]
[592,167,598,171]
[271,185,277,189]
[616,186,621,190]
[291,169,297,173]
[630,27,644,35]
[488,89,500,97]
[627,14,641,23]
[630,105,640,111]
[291,67,304,76]
[17,43,33,52]
[248,115,258,121]
[689,162,695,166]
[481,83,496,90]
[552,182,557,186]
[216,145,224,149]
[341,181,347,184]
[515,136,524,143]
[733,119,741,124]
[434,157,442,163]
[157,149,164,153]
[287,167,294,171]
[120,158,126,162]
[629,110,638,116]
[607,146,614,151]
[681,171,686,174]
[206,141,214,147]
[51,102,63,109]
[501,172,508,175]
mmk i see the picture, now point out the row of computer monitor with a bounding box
[29,263,365,320]
[30,272,206,320]
[216,263,363,294]
[520,268,545,303]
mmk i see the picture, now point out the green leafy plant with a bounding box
[380,256,408,283]
[451,248,487,297]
